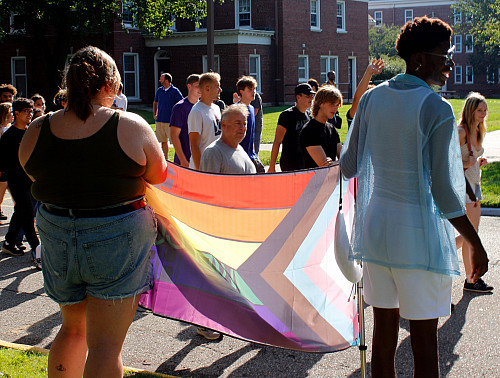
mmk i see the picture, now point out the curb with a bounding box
[482,208,500,216]
[0,340,175,378]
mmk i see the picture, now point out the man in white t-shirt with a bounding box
[188,72,222,170]
[112,83,128,111]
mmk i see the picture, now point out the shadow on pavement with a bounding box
[155,327,324,377]
[348,292,491,377]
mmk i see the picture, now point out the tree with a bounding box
[368,24,401,58]
[369,25,405,82]
[453,0,500,73]
[0,0,224,97]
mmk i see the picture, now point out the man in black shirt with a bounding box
[268,83,314,172]
[0,98,40,260]
[300,86,342,168]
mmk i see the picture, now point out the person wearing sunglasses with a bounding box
[340,17,489,377]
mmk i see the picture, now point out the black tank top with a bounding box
[25,112,146,208]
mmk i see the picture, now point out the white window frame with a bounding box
[298,55,309,82]
[9,13,26,34]
[310,0,321,30]
[337,1,346,32]
[249,55,261,93]
[320,56,338,85]
[454,35,462,53]
[123,53,140,100]
[404,9,413,24]
[203,55,220,73]
[486,67,495,84]
[465,65,473,84]
[235,0,251,29]
[11,57,27,98]
[465,34,473,53]
[454,11,462,24]
[465,13,472,24]
[374,11,383,26]
[454,65,462,84]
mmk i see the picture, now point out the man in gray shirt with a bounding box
[200,104,256,174]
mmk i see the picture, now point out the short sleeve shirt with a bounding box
[277,106,311,171]
[300,119,341,168]
[200,139,256,174]
[188,101,222,169]
[170,97,196,165]
[154,85,183,123]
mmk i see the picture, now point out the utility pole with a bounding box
[207,0,215,71]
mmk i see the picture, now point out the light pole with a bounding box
[207,0,215,72]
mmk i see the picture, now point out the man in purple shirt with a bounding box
[153,73,183,158]
[170,74,201,167]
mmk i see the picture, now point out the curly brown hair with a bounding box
[396,16,453,64]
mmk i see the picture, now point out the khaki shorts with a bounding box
[363,262,452,320]
[155,122,170,143]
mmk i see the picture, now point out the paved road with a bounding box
[0,194,498,376]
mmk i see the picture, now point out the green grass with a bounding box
[0,347,166,377]
[258,150,280,166]
[481,162,500,208]
[129,108,155,126]
[0,348,47,377]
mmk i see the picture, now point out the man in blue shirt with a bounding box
[235,76,265,173]
[153,73,183,158]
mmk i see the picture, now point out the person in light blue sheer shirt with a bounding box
[340,17,489,378]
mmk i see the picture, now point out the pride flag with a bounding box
[139,163,358,352]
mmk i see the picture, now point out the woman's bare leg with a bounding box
[48,300,88,377]
[83,295,139,378]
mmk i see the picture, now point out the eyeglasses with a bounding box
[19,108,33,115]
[423,45,456,65]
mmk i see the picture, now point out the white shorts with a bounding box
[363,262,452,320]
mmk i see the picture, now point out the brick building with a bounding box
[0,1,369,106]
[368,0,500,98]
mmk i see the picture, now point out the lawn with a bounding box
[0,347,167,377]
[481,162,500,208]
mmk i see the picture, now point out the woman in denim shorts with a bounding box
[20,46,167,377]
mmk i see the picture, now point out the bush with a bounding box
[370,54,406,83]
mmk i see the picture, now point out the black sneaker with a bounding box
[0,210,7,220]
[464,278,494,293]
[2,241,24,256]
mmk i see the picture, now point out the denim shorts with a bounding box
[36,204,157,306]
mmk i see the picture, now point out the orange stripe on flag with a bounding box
[159,164,315,210]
